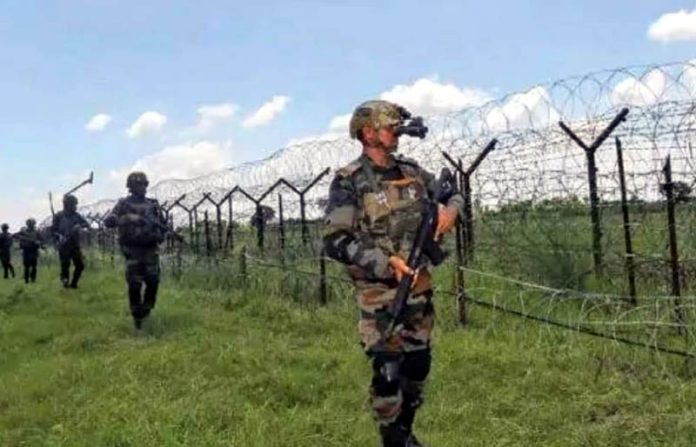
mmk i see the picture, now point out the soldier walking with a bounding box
[16,219,44,284]
[0,223,15,279]
[104,172,168,330]
[51,194,90,288]
[323,100,462,447]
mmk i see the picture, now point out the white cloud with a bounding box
[483,86,559,131]
[285,77,494,146]
[242,95,291,128]
[648,8,696,43]
[611,69,667,107]
[380,76,492,115]
[195,103,238,133]
[108,140,234,191]
[85,113,112,132]
[126,111,167,138]
[0,193,49,229]
[1,174,98,229]
[328,113,351,132]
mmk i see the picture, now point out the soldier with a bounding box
[51,194,90,288]
[0,223,15,279]
[323,100,462,447]
[103,172,168,330]
[15,218,44,284]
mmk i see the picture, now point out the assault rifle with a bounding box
[12,232,46,250]
[141,210,184,243]
[386,167,456,334]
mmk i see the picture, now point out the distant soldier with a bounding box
[0,223,15,279]
[16,218,44,284]
[51,194,90,288]
[104,172,168,330]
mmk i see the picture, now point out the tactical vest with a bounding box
[118,198,165,246]
[349,157,428,256]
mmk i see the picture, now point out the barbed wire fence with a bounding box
[72,60,696,376]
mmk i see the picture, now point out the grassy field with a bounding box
[2,255,696,447]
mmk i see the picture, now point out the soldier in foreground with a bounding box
[16,218,44,284]
[0,223,15,279]
[104,172,168,330]
[51,194,90,288]
[323,100,463,447]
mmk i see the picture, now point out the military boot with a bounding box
[406,433,428,447]
[379,424,410,447]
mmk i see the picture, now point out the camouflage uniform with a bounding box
[104,174,167,328]
[324,148,464,444]
[16,221,43,284]
[52,201,90,288]
[0,224,15,279]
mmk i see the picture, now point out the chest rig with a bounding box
[119,198,164,246]
[356,157,427,255]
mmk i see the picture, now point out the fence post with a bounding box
[559,108,629,276]
[615,137,637,304]
[255,203,265,251]
[204,210,211,258]
[443,139,497,264]
[278,193,286,252]
[300,195,308,246]
[319,248,327,305]
[216,206,223,253]
[226,194,235,253]
[663,156,686,330]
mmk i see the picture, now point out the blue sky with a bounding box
[1,0,695,227]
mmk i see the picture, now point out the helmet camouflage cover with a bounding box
[126,171,149,189]
[349,100,403,139]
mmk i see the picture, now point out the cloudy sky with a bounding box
[0,0,695,228]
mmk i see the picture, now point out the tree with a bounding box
[659,181,692,203]
[250,205,275,228]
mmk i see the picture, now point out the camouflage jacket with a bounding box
[323,153,464,282]
[103,195,167,247]
[51,211,90,250]
[0,232,11,255]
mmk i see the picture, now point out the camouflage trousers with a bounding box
[122,246,160,321]
[352,269,435,427]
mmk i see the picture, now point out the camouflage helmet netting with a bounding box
[349,100,403,139]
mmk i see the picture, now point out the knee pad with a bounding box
[371,355,404,426]
[371,354,402,397]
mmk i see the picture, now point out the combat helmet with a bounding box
[63,194,78,206]
[126,171,149,189]
[349,100,404,140]
[25,218,36,228]
[1,223,8,231]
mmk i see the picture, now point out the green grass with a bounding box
[2,255,696,446]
